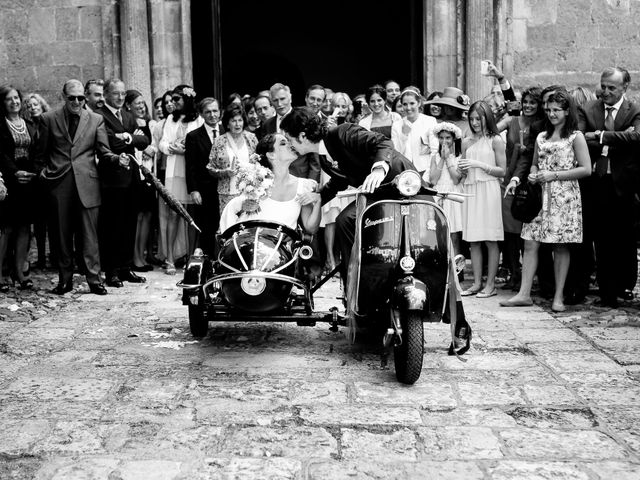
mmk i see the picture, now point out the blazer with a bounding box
[0,118,39,188]
[207,131,258,195]
[94,106,150,189]
[578,98,640,196]
[320,123,415,204]
[504,117,544,184]
[185,124,217,194]
[35,106,119,208]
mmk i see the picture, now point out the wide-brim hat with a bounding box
[425,87,470,111]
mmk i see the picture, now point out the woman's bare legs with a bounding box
[324,223,337,270]
[506,239,539,303]
[552,244,570,310]
[482,240,500,293]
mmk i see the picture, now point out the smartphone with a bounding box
[480,60,490,76]
[506,100,521,116]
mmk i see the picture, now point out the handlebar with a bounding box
[336,188,471,203]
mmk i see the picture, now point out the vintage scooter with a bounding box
[342,170,467,384]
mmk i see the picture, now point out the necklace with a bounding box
[6,117,26,135]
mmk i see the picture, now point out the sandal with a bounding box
[0,282,11,293]
[461,286,482,296]
[18,279,33,290]
[165,263,176,275]
[476,288,497,298]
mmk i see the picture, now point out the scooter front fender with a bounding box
[392,277,428,311]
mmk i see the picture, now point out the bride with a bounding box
[219,133,321,233]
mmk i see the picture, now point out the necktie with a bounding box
[595,107,615,177]
[68,113,79,139]
[115,110,122,123]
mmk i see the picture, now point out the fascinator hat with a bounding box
[425,87,470,111]
[432,122,463,139]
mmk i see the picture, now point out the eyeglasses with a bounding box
[171,96,182,102]
[67,95,86,102]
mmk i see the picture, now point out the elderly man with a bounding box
[578,67,640,308]
[94,79,150,288]
[36,79,129,295]
[263,83,320,182]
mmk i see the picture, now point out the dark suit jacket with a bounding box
[0,118,39,187]
[263,113,321,181]
[504,118,544,184]
[35,106,120,208]
[185,124,217,194]
[94,106,150,189]
[578,98,640,196]
[320,123,415,204]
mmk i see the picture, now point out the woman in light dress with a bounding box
[358,84,401,139]
[501,90,591,312]
[391,89,438,176]
[157,85,203,274]
[219,133,321,233]
[428,122,464,256]
[458,101,506,298]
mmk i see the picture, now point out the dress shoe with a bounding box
[88,283,108,295]
[618,289,634,301]
[564,292,586,306]
[106,276,123,288]
[120,269,146,283]
[593,297,618,309]
[51,282,73,295]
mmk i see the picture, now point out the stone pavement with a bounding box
[0,269,639,479]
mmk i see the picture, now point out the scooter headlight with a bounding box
[396,170,422,196]
[241,275,266,296]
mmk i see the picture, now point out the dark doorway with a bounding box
[192,0,423,105]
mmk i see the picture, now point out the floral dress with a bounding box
[520,131,582,243]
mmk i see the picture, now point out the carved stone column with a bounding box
[147,0,193,102]
[465,0,496,101]
[119,0,152,99]
[424,0,464,92]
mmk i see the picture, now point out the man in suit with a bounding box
[94,79,150,287]
[263,83,320,182]
[281,106,472,355]
[305,84,326,115]
[84,79,105,113]
[36,79,129,295]
[578,67,640,308]
[185,97,221,256]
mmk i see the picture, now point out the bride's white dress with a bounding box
[219,177,317,232]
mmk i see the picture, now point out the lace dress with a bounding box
[520,132,582,243]
[461,137,504,242]
[430,153,463,233]
[219,177,317,232]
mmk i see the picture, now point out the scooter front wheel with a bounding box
[394,312,424,384]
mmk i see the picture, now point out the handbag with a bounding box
[511,180,542,223]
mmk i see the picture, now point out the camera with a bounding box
[506,100,521,116]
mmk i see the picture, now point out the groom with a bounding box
[280,107,471,354]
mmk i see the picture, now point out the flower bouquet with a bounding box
[235,162,274,216]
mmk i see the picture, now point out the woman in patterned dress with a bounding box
[500,91,591,312]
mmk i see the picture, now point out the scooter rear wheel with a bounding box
[394,312,424,384]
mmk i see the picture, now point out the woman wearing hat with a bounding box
[391,89,438,175]
[425,87,471,137]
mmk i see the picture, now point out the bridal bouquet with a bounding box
[235,161,274,215]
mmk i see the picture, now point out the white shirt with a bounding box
[276,107,292,133]
[204,123,217,143]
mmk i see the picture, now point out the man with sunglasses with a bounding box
[36,79,129,295]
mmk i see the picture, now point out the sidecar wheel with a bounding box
[394,312,424,385]
[188,305,209,337]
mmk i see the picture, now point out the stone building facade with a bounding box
[0,0,638,109]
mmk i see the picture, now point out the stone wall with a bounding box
[511,0,640,97]
[0,0,118,109]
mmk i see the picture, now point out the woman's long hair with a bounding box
[172,84,198,123]
[255,133,277,169]
[468,101,499,136]
[544,90,579,139]
[0,85,22,118]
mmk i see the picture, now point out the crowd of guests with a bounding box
[0,62,637,311]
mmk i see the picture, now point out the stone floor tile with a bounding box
[341,428,418,462]
[299,404,423,426]
[150,425,225,457]
[194,398,295,426]
[439,352,539,371]
[177,457,301,480]
[574,383,640,406]
[585,461,640,480]
[117,460,183,480]
[290,380,349,405]
[504,407,598,429]
[0,419,50,455]
[33,457,120,480]
[486,460,591,480]
[457,382,526,406]
[219,426,337,459]
[499,427,627,459]
[417,426,503,459]
[421,407,518,427]
[514,328,584,343]
[353,381,457,408]
[538,350,625,373]
[31,421,129,455]
[1,458,44,480]
[0,376,115,402]
[523,384,581,406]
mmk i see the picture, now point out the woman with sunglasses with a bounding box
[157,85,203,275]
